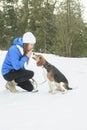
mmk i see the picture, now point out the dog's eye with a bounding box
[39,56,42,59]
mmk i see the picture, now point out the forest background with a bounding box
[0,0,87,57]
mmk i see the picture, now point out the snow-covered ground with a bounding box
[0,50,87,130]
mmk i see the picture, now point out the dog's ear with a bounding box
[39,56,42,60]
[37,56,43,66]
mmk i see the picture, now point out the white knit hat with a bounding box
[23,32,36,44]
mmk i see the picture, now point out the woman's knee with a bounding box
[18,80,34,91]
[28,71,34,79]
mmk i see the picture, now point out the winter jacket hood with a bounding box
[13,37,23,47]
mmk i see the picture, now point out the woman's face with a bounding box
[23,43,34,54]
[27,43,34,51]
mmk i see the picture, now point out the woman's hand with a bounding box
[26,49,33,57]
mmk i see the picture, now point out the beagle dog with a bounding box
[33,54,72,94]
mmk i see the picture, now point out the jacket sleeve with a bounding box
[8,46,29,70]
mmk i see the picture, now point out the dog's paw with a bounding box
[49,90,52,93]
[61,89,67,94]
[49,90,58,94]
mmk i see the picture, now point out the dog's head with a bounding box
[32,53,46,66]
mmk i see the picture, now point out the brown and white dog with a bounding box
[33,53,72,94]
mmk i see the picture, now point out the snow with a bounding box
[0,50,87,130]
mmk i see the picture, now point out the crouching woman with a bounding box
[1,32,37,93]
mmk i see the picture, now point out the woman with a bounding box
[1,32,37,93]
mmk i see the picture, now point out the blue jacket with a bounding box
[1,38,29,76]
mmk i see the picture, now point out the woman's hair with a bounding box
[23,44,29,55]
[23,44,30,64]
[23,44,34,64]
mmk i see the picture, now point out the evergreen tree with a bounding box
[29,0,56,53]
[55,0,85,57]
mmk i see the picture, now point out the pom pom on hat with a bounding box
[23,32,36,44]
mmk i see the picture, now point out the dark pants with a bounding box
[3,69,34,91]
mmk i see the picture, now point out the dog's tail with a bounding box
[67,86,73,90]
[67,86,78,90]
[65,83,72,90]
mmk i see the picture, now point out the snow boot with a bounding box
[5,80,19,93]
[30,79,38,93]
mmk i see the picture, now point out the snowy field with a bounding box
[0,50,87,130]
